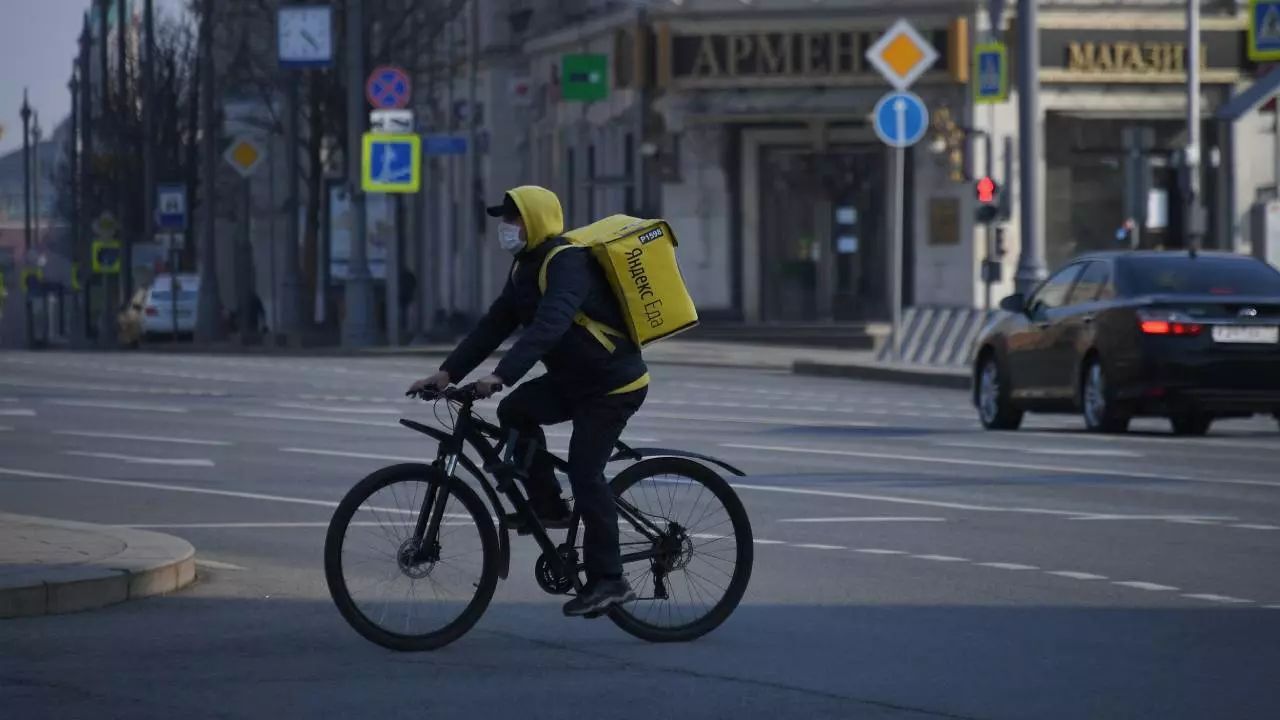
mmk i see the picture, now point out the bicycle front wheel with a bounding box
[324,463,498,651]
[606,457,754,643]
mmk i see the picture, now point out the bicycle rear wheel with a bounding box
[324,463,498,651]
[605,457,753,643]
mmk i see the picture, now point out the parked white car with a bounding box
[142,273,200,337]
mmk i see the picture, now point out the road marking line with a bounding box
[125,521,470,529]
[853,548,908,555]
[752,539,787,545]
[793,543,846,550]
[281,447,425,463]
[0,466,341,508]
[912,554,969,562]
[237,412,399,428]
[0,466,466,520]
[642,411,881,428]
[715,479,1084,516]
[723,442,1280,489]
[778,516,946,523]
[63,451,214,468]
[936,440,1142,458]
[1046,571,1108,580]
[1069,514,1234,523]
[274,402,403,414]
[978,562,1039,571]
[49,399,189,414]
[55,430,233,447]
[0,426,12,432]
[1230,524,1280,531]
[194,559,247,571]
[0,409,36,416]
[1113,581,1178,592]
[1264,604,1280,610]
[1182,593,1252,604]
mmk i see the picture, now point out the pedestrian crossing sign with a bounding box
[92,240,122,274]
[973,42,1008,104]
[361,133,421,193]
[1249,0,1280,61]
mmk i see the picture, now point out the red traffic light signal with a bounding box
[976,176,997,204]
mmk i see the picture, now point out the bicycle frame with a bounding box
[403,397,677,593]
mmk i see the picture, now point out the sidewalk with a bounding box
[56,336,973,389]
[0,513,196,619]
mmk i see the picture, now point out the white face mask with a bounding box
[497,222,524,254]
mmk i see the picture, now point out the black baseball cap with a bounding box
[485,194,520,219]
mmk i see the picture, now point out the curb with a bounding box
[0,513,197,619]
[793,360,972,390]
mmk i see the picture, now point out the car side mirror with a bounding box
[999,293,1026,314]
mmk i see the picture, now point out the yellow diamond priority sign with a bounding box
[866,19,939,90]
[224,136,266,178]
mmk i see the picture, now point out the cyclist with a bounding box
[409,185,649,617]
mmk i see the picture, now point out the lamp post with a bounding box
[70,65,86,345]
[31,113,42,253]
[18,91,33,349]
[20,91,32,253]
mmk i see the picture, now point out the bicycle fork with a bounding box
[409,437,463,565]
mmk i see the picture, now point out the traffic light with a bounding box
[975,176,1000,224]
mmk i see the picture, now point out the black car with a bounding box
[972,251,1280,435]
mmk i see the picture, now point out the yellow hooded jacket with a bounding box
[439,185,650,398]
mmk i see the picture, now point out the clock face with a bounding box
[278,6,333,67]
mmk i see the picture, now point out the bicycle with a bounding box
[324,383,754,651]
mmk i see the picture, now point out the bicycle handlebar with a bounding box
[406,382,504,404]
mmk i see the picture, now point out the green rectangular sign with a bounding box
[562,54,609,102]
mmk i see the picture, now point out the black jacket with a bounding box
[440,237,648,400]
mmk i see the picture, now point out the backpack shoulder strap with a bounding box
[536,243,626,353]
[538,244,577,295]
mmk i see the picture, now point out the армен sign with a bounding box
[662,26,956,87]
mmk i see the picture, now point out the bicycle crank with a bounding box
[534,546,578,595]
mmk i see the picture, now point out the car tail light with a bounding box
[1137,309,1202,336]
[145,306,158,317]
[1139,320,1202,336]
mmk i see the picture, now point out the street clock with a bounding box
[277,5,333,68]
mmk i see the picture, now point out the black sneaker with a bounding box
[563,578,636,617]
[505,497,571,534]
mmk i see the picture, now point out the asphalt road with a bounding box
[1,350,1278,720]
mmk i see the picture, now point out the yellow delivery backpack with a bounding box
[539,215,699,349]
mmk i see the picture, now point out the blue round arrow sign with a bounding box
[872,91,929,149]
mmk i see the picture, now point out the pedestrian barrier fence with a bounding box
[876,306,996,367]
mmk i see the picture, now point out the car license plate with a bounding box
[1211,325,1279,344]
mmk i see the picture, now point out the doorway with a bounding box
[757,145,886,322]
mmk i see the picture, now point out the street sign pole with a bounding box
[1015,0,1046,295]
[866,20,937,362]
[892,140,905,362]
[344,0,375,347]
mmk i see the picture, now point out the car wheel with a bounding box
[1081,358,1131,433]
[1170,412,1213,436]
[976,353,1023,431]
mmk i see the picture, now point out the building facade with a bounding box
[423,0,1277,331]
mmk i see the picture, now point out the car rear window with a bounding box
[1118,256,1280,296]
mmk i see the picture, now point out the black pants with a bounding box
[496,376,647,580]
